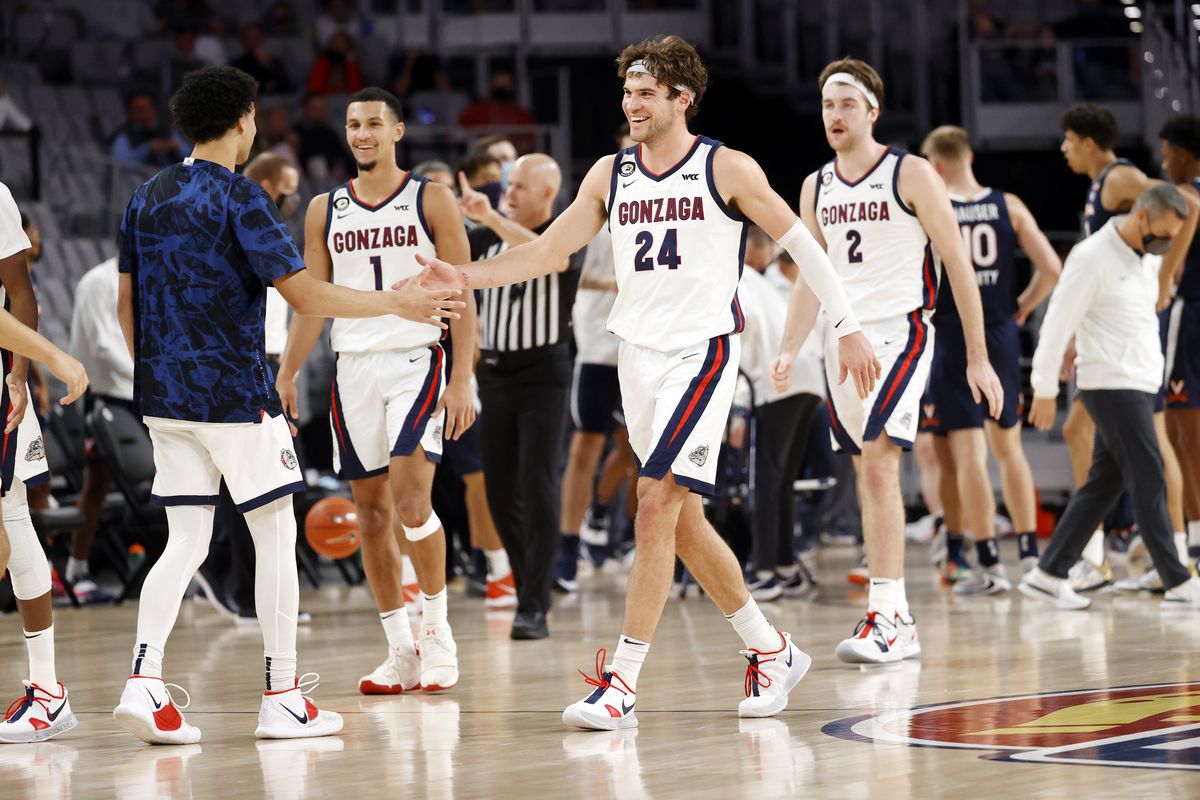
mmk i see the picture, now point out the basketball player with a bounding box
[419,35,876,728]
[113,68,462,744]
[1158,115,1200,568]
[773,59,1003,663]
[919,126,1061,594]
[0,180,89,744]
[277,87,477,694]
[1059,104,1197,589]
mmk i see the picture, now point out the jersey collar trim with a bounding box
[833,145,891,188]
[635,135,701,182]
[347,172,411,211]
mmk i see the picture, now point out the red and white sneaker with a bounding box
[113,676,201,745]
[562,650,638,731]
[358,647,421,695]
[0,682,77,743]
[896,613,921,658]
[835,612,904,664]
[418,624,459,691]
[738,631,813,718]
[485,572,517,609]
[256,674,343,739]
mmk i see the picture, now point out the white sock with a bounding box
[423,588,448,627]
[1175,532,1188,564]
[484,548,510,580]
[380,609,416,652]
[1189,520,1200,549]
[778,564,798,579]
[66,556,88,583]
[896,577,910,619]
[131,642,165,678]
[1082,529,1105,566]
[868,578,898,622]
[24,626,56,688]
[265,651,297,692]
[245,498,300,658]
[135,505,216,653]
[611,635,649,690]
[725,596,779,652]
[401,555,417,586]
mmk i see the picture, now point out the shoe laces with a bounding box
[164,683,192,710]
[4,683,39,721]
[578,649,633,696]
[740,632,787,697]
[420,626,454,654]
[297,673,320,700]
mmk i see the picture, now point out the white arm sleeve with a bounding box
[775,219,860,337]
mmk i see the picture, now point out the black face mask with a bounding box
[1141,217,1172,255]
[476,182,503,209]
[275,192,300,218]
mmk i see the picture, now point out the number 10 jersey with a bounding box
[605,135,747,352]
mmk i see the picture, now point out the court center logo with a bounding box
[823,682,1200,771]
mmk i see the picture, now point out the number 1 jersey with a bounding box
[326,173,438,354]
[606,136,747,352]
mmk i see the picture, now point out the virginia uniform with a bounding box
[921,189,1023,433]
[324,174,445,478]
[606,135,745,494]
[815,146,939,452]
[1166,177,1200,410]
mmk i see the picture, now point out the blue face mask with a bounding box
[477,182,504,209]
[500,160,513,190]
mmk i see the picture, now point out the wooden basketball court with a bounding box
[3,547,1199,798]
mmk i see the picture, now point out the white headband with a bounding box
[822,72,879,109]
[626,59,693,100]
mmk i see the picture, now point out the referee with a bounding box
[461,154,581,640]
[1022,183,1200,609]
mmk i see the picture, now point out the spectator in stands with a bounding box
[293,93,353,182]
[458,72,536,152]
[67,256,129,605]
[315,0,372,47]
[230,22,294,95]
[388,48,452,98]
[414,160,455,190]
[260,1,300,36]
[257,105,300,167]
[457,148,504,210]
[111,91,190,169]
[167,27,211,92]
[475,134,519,187]
[0,84,32,132]
[153,0,220,36]
[307,32,364,95]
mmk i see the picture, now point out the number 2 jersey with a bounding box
[814,146,938,324]
[935,188,1016,330]
[325,173,438,353]
[605,136,747,352]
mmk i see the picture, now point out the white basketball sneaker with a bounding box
[114,676,202,745]
[255,674,343,739]
[738,631,812,718]
[1019,567,1091,609]
[0,682,76,743]
[896,612,921,658]
[358,647,421,695]
[955,564,1012,596]
[835,612,904,664]
[1115,568,1163,593]
[562,650,637,731]
[418,624,459,691]
[1162,576,1200,608]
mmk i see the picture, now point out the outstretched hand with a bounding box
[390,262,466,328]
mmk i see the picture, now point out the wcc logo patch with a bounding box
[687,445,709,467]
[24,437,44,462]
[823,682,1200,771]
[280,449,298,470]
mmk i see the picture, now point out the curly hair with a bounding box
[1160,115,1200,159]
[1061,103,1118,151]
[616,35,709,120]
[169,66,258,144]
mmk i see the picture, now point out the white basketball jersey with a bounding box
[814,147,938,324]
[606,136,747,352]
[573,226,620,366]
[326,174,438,353]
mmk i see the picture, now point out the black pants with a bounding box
[477,344,571,615]
[751,393,821,571]
[1039,389,1190,589]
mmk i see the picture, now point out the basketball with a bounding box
[304,497,361,560]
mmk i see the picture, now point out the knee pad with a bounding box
[4,483,51,600]
[402,511,442,542]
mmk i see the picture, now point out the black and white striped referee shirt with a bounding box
[469,219,581,353]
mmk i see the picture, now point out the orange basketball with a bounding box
[304,496,361,559]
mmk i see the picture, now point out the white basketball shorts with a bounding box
[619,334,740,495]
[330,345,445,480]
[0,405,50,496]
[825,310,935,454]
[145,412,305,511]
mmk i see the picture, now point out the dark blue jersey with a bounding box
[935,188,1016,330]
[118,157,305,423]
[1178,178,1200,301]
[1083,157,1135,237]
